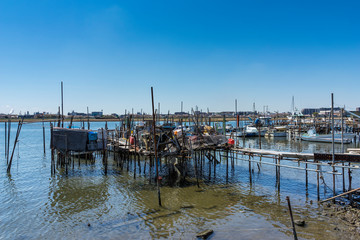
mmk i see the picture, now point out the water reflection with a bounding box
[1,122,360,239]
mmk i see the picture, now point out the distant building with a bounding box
[356,107,360,112]
[219,111,234,116]
[301,107,341,116]
[91,111,103,117]
[301,108,319,116]
[34,112,44,118]
[319,107,341,112]
[319,108,341,116]
[237,111,254,116]
[68,111,86,116]
[174,112,187,115]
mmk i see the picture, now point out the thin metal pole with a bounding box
[151,87,162,206]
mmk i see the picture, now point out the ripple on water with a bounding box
[1,122,359,239]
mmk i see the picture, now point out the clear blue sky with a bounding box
[0,0,359,114]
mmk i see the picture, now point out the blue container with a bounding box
[88,132,98,141]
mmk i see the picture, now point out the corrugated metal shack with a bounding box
[51,127,107,152]
[50,127,109,175]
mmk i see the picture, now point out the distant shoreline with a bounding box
[0,116,266,123]
[0,115,346,123]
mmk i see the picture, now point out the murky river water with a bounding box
[1,121,359,239]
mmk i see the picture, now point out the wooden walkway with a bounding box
[233,147,314,160]
[233,147,360,163]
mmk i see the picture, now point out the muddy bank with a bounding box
[321,202,360,238]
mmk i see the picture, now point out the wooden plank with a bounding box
[320,187,360,203]
[234,148,314,159]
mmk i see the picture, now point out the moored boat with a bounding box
[301,129,354,144]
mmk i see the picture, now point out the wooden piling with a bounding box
[248,154,252,183]
[316,162,320,201]
[331,93,336,201]
[7,119,11,165]
[194,152,200,188]
[151,87,162,207]
[226,150,229,182]
[87,106,90,130]
[286,196,298,240]
[348,163,353,203]
[7,118,23,173]
[4,121,7,162]
[42,117,46,154]
[61,81,64,128]
[305,159,308,191]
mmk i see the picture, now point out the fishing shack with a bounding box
[50,127,108,174]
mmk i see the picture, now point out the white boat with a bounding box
[225,124,234,132]
[274,126,287,131]
[226,129,246,138]
[301,129,354,144]
[245,125,267,137]
[265,127,287,138]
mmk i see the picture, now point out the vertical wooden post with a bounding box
[7,119,11,165]
[61,81,64,128]
[258,125,262,149]
[222,115,226,135]
[348,162,353,203]
[208,154,211,180]
[87,106,90,130]
[151,87,162,206]
[341,108,344,153]
[213,150,216,178]
[195,152,200,188]
[317,162,320,201]
[5,121,7,163]
[226,150,229,183]
[50,123,54,174]
[305,160,308,191]
[134,135,137,179]
[341,108,346,192]
[248,155,252,184]
[42,117,46,154]
[136,129,141,174]
[286,196,298,240]
[331,93,336,200]
[277,157,281,191]
[7,118,23,173]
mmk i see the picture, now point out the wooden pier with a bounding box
[45,87,360,206]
